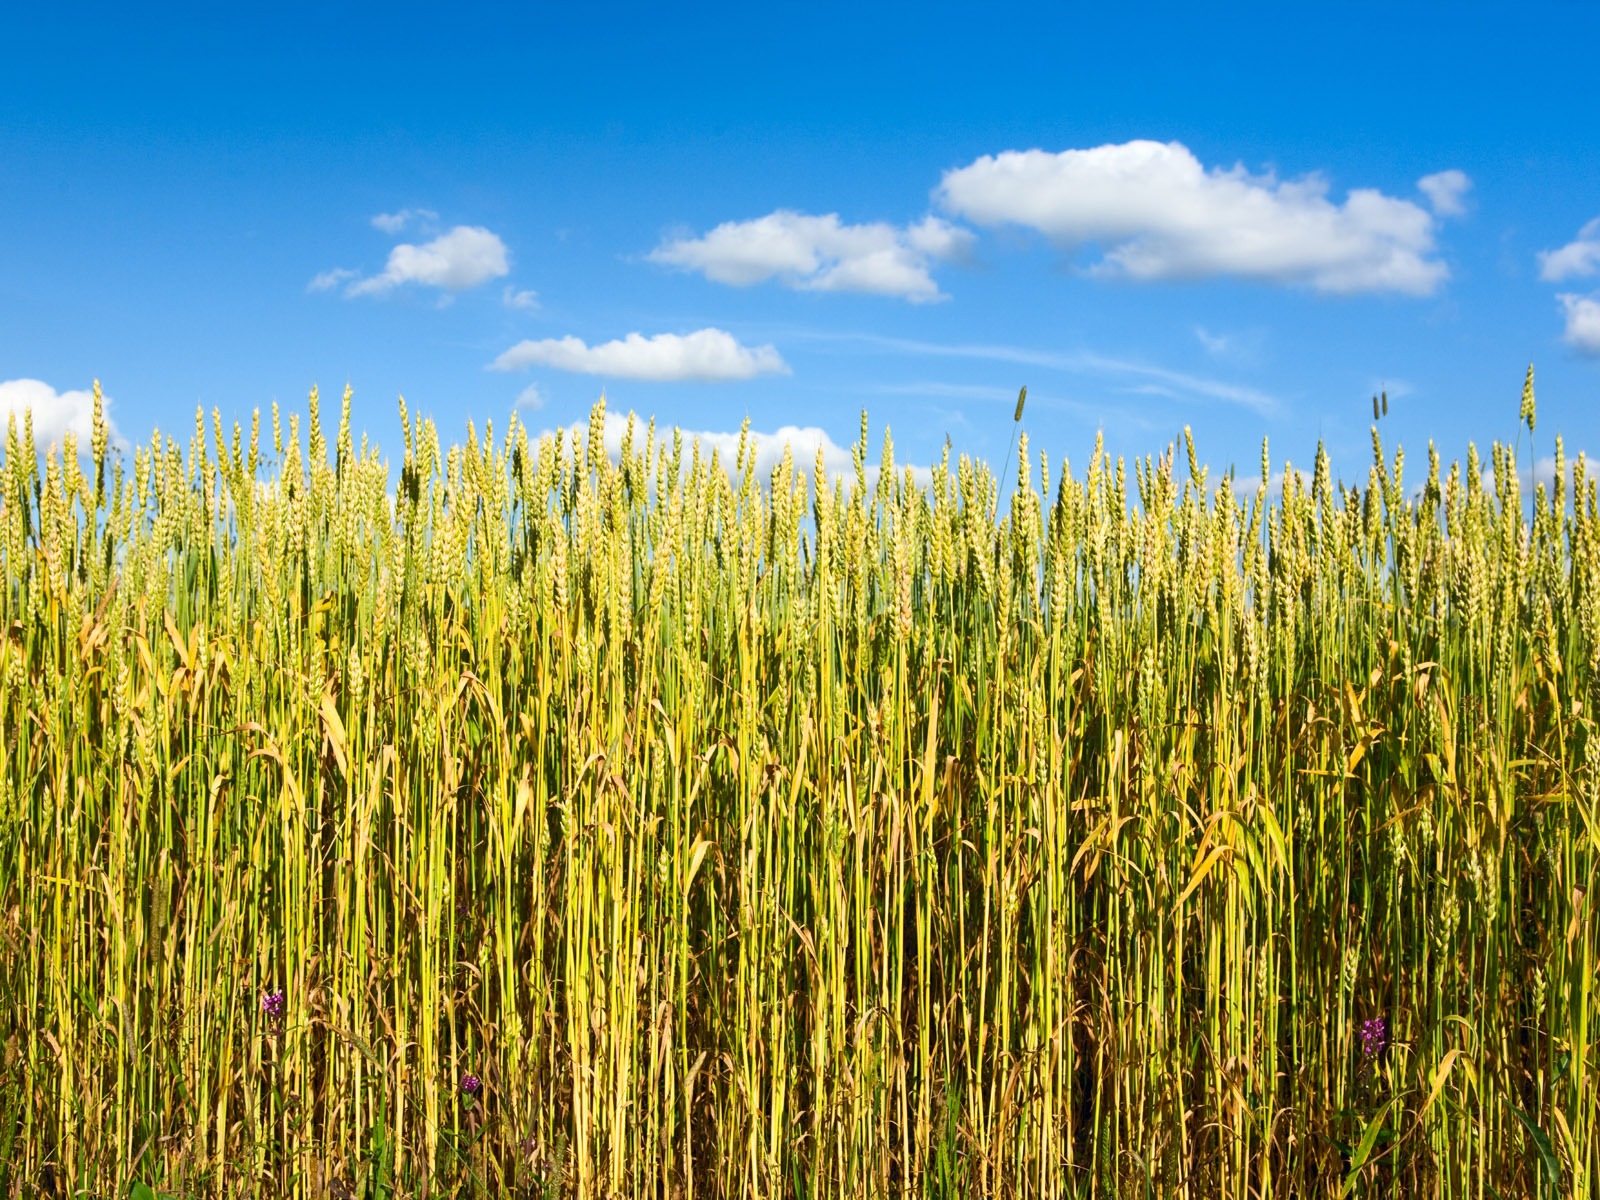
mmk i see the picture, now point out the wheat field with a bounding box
[0,374,1595,1197]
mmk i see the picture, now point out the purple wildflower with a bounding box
[262,988,286,1023]
[1358,1016,1388,1058]
[462,1073,482,1097]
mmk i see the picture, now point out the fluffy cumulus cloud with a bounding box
[491,328,789,382]
[313,225,511,298]
[0,379,129,456]
[349,226,510,295]
[1557,294,1600,355]
[648,211,973,302]
[1535,221,1600,354]
[936,140,1461,295]
[1539,218,1600,283]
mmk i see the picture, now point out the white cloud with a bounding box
[319,226,511,298]
[503,285,539,310]
[1557,293,1600,355]
[1266,465,1313,500]
[1191,325,1265,367]
[1539,218,1600,282]
[351,226,510,295]
[1363,378,1414,413]
[491,328,789,382]
[936,140,1459,295]
[371,208,438,235]
[649,211,972,302]
[1479,454,1567,494]
[874,381,1017,402]
[905,216,972,260]
[810,330,1278,416]
[515,384,545,410]
[1194,326,1234,358]
[308,267,359,293]
[1418,170,1472,217]
[1086,353,1277,414]
[529,408,935,494]
[0,379,129,456]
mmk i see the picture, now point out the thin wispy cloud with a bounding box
[371,208,439,235]
[805,330,1280,416]
[936,140,1462,295]
[1115,382,1182,400]
[307,267,360,293]
[503,286,540,310]
[313,224,512,298]
[873,381,1018,402]
[1194,324,1267,366]
[491,328,789,382]
[1194,327,1234,358]
[1368,377,1413,397]
[649,211,973,302]
[0,379,130,455]
[1080,352,1280,415]
[876,381,1134,433]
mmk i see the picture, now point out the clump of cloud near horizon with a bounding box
[0,379,129,457]
[493,328,789,382]
[525,406,936,496]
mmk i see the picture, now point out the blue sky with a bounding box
[4,0,1599,502]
